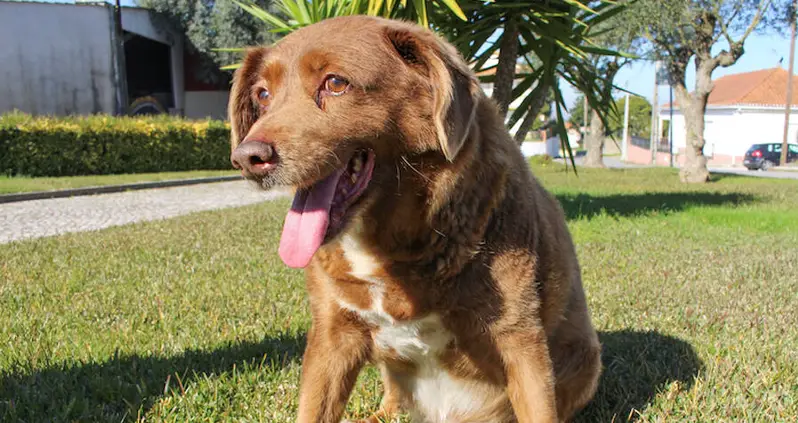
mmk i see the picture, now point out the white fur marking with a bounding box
[340,231,379,279]
[413,368,505,423]
[337,230,506,422]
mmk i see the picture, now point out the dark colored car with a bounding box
[743,143,798,170]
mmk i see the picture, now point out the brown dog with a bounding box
[229,16,601,423]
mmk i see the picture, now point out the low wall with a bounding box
[626,143,744,167]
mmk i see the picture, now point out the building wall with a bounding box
[627,143,673,166]
[626,143,754,167]
[662,106,798,164]
[0,2,117,115]
[184,91,229,120]
[733,108,798,149]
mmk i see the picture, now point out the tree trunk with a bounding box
[582,109,605,167]
[492,15,519,118]
[674,68,711,183]
[680,100,710,183]
[513,81,551,145]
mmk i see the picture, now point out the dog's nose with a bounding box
[231,141,276,177]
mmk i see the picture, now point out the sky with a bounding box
[565,32,798,110]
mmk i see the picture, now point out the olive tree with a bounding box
[624,0,789,182]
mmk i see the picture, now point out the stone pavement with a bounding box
[0,181,288,244]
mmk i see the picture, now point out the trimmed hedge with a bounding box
[0,112,232,177]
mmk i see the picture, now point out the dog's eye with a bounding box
[256,88,270,106]
[324,76,349,96]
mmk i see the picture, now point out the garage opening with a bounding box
[124,33,173,115]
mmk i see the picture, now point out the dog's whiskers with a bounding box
[395,162,402,192]
[401,156,431,183]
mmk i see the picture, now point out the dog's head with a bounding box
[229,16,480,268]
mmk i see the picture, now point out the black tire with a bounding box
[127,96,166,116]
[761,160,775,171]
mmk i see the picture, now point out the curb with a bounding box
[0,175,244,204]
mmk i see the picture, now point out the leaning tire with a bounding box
[127,96,166,116]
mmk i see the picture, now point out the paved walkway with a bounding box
[0,181,288,244]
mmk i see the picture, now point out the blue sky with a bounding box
[568,32,797,110]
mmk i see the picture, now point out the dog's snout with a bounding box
[231,141,276,177]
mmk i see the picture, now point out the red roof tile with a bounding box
[665,67,798,108]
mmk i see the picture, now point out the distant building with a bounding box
[628,67,798,166]
[473,52,547,139]
[0,1,229,119]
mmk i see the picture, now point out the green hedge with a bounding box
[0,112,232,177]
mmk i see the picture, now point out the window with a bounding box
[789,145,798,154]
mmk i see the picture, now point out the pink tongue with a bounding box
[278,169,344,268]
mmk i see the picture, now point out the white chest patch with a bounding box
[336,231,507,423]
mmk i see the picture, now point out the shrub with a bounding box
[0,112,232,177]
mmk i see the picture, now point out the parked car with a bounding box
[743,143,798,170]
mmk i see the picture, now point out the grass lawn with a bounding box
[1,166,796,422]
[0,170,240,194]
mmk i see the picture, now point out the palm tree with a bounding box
[229,0,630,168]
[230,0,466,32]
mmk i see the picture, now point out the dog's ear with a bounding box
[228,47,268,151]
[385,26,479,162]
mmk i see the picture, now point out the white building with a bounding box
[654,67,798,166]
[474,53,562,156]
[0,1,229,119]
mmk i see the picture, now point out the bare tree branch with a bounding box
[737,0,774,43]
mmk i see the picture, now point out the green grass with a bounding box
[1,166,797,422]
[0,170,240,194]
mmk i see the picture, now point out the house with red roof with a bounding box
[472,52,551,143]
[629,67,798,166]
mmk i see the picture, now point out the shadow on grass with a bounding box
[575,330,702,422]
[1,328,700,422]
[556,191,755,220]
[708,171,775,182]
[0,332,306,422]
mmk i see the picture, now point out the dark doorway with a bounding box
[124,33,173,114]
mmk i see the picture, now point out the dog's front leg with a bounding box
[296,310,371,423]
[496,328,559,423]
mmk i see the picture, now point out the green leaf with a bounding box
[412,0,428,27]
[561,0,598,15]
[553,84,578,176]
[232,0,292,31]
[368,0,383,15]
[507,89,538,130]
[438,0,467,21]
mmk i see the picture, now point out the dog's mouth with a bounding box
[278,149,375,268]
